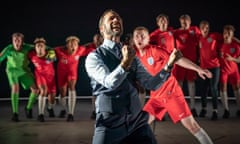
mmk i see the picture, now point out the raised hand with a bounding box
[120,45,136,70]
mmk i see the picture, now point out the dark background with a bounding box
[0,0,239,97]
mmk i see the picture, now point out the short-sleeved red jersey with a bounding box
[174,26,200,61]
[28,50,56,93]
[150,27,175,54]
[136,44,192,122]
[220,41,240,74]
[28,50,55,76]
[55,46,94,87]
[135,44,182,98]
[199,32,222,69]
[55,45,94,75]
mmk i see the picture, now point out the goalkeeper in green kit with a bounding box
[0,32,39,122]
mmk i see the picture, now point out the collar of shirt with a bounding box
[102,39,122,59]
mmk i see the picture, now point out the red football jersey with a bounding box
[174,26,200,61]
[150,28,175,54]
[55,45,94,73]
[28,50,55,76]
[220,41,240,74]
[136,44,182,98]
[199,32,222,69]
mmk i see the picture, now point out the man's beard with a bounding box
[105,25,123,37]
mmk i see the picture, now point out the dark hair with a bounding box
[224,24,235,32]
[156,13,169,23]
[98,9,122,36]
[98,9,118,28]
[199,20,209,27]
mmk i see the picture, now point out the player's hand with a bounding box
[198,69,212,80]
[225,53,235,62]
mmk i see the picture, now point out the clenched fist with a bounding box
[120,45,136,71]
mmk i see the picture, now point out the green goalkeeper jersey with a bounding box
[0,43,34,76]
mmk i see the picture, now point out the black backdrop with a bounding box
[0,0,238,98]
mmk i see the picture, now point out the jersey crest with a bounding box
[147,57,154,65]
[230,47,236,54]
[207,37,213,43]
[75,55,80,60]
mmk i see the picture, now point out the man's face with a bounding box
[101,11,123,37]
[66,40,79,54]
[200,23,209,37]
[180,18,191,30]
[157,16,168,31]
[35,42,46,57]
[12,36,23,51]
[223,29,234,43]
[133,30,149,50]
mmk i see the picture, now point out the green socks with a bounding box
[11,93,19,113]
[26,92,37,110]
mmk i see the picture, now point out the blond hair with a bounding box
[179,14,191,21]
[65,36,80,43]
[12,32,24,39]
[134,26,149,34]
[34,37,46,44]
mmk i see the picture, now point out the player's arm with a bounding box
[225,54,240,63]
[0,46,11,63]
[175,56,212,79]
[83,42,91,47]
[233,37,240,43]
[24,43,35,50]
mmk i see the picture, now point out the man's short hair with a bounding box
[179,14,191,21]
[12,32,24,39]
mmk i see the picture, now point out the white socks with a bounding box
[194,128,213,144]
[68,90,76,115]
[38,96,46,115]
[60,96,67,110]
[48,100,55,109]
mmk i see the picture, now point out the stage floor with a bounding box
[0,99,239,144]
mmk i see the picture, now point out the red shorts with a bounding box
[57,69,77,88]
[35,73,56,94]
[172,65,197,81]
[220,71,240,85]
[143,91,192,123]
